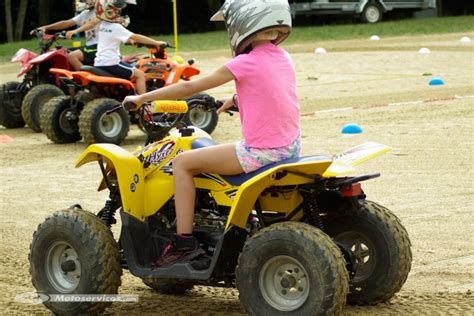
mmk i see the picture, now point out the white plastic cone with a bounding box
[314,47,327,54]
[419,48,431,55]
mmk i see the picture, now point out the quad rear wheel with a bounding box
[29,207,122,315]
[79,98,129,144]
[324,200,412,305]
[40,96,82,143]
[22,84,64,132]
[0,81,25,128]
[236,222,348,315]
[183,94,218,134]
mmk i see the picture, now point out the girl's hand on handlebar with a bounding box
[65,30,77,40]
[216,97,235,115]
[123,95,143,108]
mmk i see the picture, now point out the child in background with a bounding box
[68,0,166,94]
[123,0,301,267]
[33,0,99,70]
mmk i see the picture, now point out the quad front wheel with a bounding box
[79,98,130,144]
[324,200,412,305]
[40,96,82,144]
[0,81,25,128]
[29,207,122,314]
[236,222,348,315]
[22,84,64,132]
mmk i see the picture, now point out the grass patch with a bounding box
[0,16,472,61]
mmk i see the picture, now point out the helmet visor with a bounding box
[210,10,224,21]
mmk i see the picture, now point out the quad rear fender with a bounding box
[226,158,332,229]
[49,68,136,91]
[323,142,391,177]
[50,68,93,86]
[76,144,146,221]
[226,142,390,229]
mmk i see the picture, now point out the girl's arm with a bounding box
[123,65,234,105]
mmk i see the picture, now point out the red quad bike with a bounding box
[0,30,71,131]
[40,43,217,144]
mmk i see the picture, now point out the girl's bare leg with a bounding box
[172,143,243,235]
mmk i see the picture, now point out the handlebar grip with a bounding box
[123,102,137,111]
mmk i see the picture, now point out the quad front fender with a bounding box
[165,65,200,85]
[76,144,146,221]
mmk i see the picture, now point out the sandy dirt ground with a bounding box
[1,32,473,314]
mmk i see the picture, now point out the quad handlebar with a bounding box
[31,29,67,53]
[107,95,225,145]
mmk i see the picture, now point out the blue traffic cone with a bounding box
[429,77,445,86]
[341,123,363,134]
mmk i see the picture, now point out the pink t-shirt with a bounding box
[225,42,300,148]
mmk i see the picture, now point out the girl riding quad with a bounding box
[123,0,301,267]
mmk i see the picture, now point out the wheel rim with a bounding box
[259,255,310,311]
[99,112,122,137]
[59,108,77,134]
[187,105,212,128]
[334,231,376,283]
[366,6,380,23]
[45,241,81,293]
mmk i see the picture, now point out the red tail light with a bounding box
[340,183,362,197]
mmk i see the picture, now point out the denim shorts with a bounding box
[235,137,301,173]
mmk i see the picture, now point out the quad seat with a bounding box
[80,65,118,78]
[191,137,330,186]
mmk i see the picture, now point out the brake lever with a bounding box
[57,31,67,40]
[107,101,141,115]
[106,104,124,115]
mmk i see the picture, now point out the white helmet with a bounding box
[211,0,292,56]
[95,0,135,25]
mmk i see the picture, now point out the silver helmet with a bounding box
[211,0,292,56]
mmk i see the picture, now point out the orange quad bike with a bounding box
[0,30,71,131]
[39,43,217,145]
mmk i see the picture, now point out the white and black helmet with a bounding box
[211,0,292,56]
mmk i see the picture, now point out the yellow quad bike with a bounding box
[29,97,412,315]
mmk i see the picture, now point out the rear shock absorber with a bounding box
[97,191,121,227]
[305,198,324,230]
